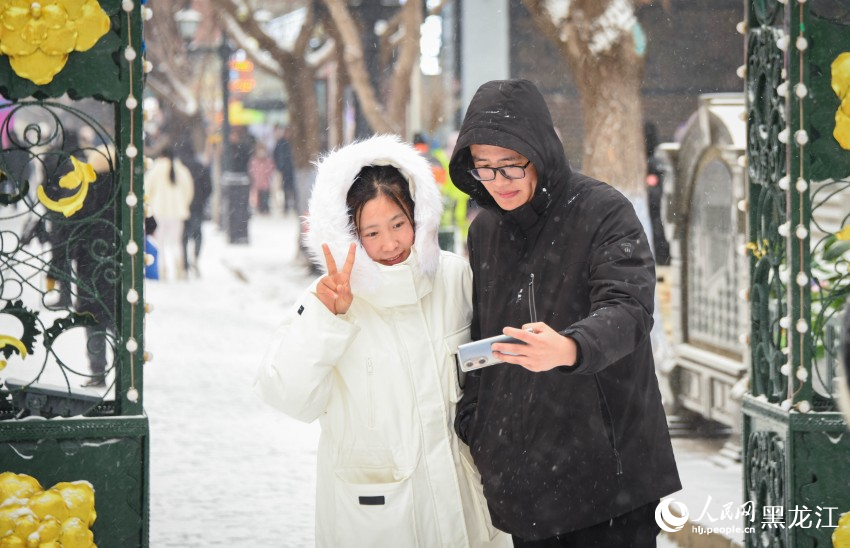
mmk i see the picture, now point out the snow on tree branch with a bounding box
[543,0,572,22]
[586,0,636,56]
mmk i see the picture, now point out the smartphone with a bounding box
[458,334,527,372]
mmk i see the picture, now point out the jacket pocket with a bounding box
[333,468,419,547]
[443,324,471,403]
[593,374,623,476]
[458,446,500,542]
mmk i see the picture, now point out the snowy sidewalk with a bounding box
[145,214,320,547]
[143,213,743,547]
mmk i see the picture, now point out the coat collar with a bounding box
[359,248,434,309]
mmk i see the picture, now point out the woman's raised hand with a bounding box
[317,243,356,315]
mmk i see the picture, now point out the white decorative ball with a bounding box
[795,130,809,146]
[795,224,808,239]
[779,316,791,329]
[795,367,808,381]
[126,337,138,352]
[126,192,138,207]
[795,318,808,333]
[127,288,139,304]
[126,96,138,110]
[124,47,137,61]
[795,177,808,192]
[796,36,808,51]
[122,0,133,12]
[127,387,139,402]
[126,241,139,255]
[795,271,808,286]
[126,144,138,159]
[794,83,808,98]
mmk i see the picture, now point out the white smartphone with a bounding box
[458,334,527,372]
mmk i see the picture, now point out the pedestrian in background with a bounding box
[448,79,681,546]
[175,140,211,277]
[272,124,296,214]
[145,145,194,280]
[255,135,510,548]
[248,143,275,215]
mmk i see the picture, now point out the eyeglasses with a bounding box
[468,160,531,182]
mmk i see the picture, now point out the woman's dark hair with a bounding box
[346,165,415,236]
[162,147,177,185]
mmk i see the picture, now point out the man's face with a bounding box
[469,144,538,211]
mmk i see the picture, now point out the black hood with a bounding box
[449,79,571,213]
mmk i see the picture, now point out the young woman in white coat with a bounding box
[255,135,509,548]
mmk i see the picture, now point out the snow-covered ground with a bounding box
[145,213,320,547]
[144,212,743,547]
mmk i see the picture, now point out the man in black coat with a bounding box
[449,79,681,546]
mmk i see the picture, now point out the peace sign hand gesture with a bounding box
[316,243,356,315]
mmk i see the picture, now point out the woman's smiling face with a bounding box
[357,194,415,266]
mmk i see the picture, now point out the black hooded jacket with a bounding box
[449,79,681,539]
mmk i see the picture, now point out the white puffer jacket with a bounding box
[255,135,509,548]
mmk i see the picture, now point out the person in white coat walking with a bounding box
[255,135,510,548]
[145,148,194,280]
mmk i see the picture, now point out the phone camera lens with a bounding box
[478,358,487,365]
[465,361,474,369]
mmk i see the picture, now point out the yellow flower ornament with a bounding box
[0,0,111,85]
[832,52,850,150]
[37,155,98,217]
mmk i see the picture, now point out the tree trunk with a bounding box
[322,0,422,136]
[522,0,646,198]
[572,48,646,198]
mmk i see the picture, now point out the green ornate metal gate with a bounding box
[0,0,149,545]
[744,0,850,546]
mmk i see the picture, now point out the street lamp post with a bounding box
[175,8,250,244]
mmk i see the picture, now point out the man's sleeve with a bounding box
[561,193,656,374]
[454,226,481,444]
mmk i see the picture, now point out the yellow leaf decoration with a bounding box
[832,52,850,150]
[0,333,27,358]
[36,155,98,217]
[0,0,111,85]
[837,225,850,241]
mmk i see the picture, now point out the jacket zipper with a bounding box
[367,359,375,429]
[594,374,623,476]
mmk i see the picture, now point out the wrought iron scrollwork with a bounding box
[745,431,787,548]
[747,27,789,402]
[751,0,783,29]
[0,100,118,419]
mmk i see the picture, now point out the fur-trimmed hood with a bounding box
[304,134,443,296]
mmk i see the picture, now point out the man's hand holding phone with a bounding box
[492,323,579,373]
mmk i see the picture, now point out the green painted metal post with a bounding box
[743,1,850,546]
[0,0,149,545]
